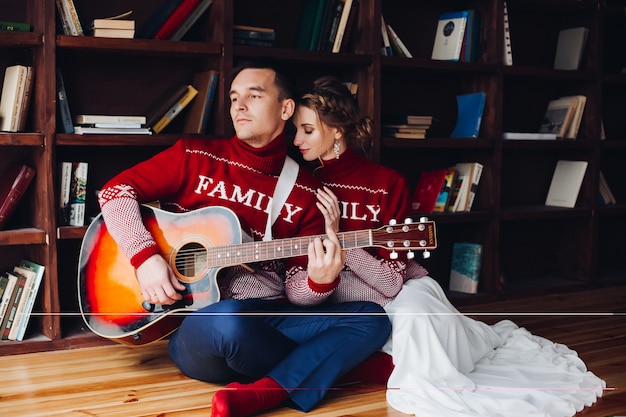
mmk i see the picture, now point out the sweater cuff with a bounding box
[307,276,340,294]
[130,244,160,269]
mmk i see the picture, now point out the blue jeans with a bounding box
[168,298,390,411]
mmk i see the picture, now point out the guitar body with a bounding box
[78,205,242,346]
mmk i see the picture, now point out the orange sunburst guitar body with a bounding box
[78,205,437,346]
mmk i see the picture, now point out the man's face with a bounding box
[229,68,292,148]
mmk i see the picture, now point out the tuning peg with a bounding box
[390,250,398,259]
[388,219,397,225]
[407,250,415,259]
[404,217,413,224]
[419,216,429,223]
[422,250,431,259]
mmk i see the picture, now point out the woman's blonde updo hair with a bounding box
[298,76,373,152]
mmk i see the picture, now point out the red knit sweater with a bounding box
[98,135,324,301]
[285,148,429,307]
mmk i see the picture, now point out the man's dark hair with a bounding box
[232,59,295,102]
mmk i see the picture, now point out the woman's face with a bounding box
[293,106,339,161]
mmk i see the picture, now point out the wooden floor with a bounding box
[2,285,625,417]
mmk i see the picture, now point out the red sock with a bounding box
[211,376,289,417]
[340,351,394,384]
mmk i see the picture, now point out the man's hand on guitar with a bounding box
[136,254,186,305]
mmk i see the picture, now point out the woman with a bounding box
[287,75,605,417]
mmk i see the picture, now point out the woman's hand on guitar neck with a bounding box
[137,254,186,305]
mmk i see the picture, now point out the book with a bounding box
[0,274,17,329]
[460,10,481,63]
[431,10,469,61]
[503,1,513,65]
[58,0,84,36]
[320,0,345,51]
[58,162,73,225]
[88,18,135,30]
[411,169,447,213]
[433,167,458,212]
[386,23,412,58]
[69,162,88,226]
[331,0,353,53]
[170,0,214,41]
[73,126,152,135]
[503,132,558,140]
[296,0,328,50]
[0,64,29,132]
[382,114,433,125]
[233,25,275,41]
[538,96,578,138]
[0,164,36,230]
[1,272,26,340]
[136,0,184,39]
[17,66,34,132]
[74,114,146,125]
[554,27,588,70]
[154,0,202,40]
[380,15,392,56]
[152,85,199,133]
[145,85,189,129]
[11,260,45,341]
[545,160,588,208]
[90,28,135,39]
[56,69,74,134]
[449,242,483,294]
[464,162,483,211]
[450,92,486,138]
[8,265,37,340]
[183,70,219,134]
[564,95,587,139]
[0,21,31,32]
[598,171,616,205]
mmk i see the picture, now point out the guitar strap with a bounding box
[264,156,299,241]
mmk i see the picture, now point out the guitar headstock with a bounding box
[371,217,437,259]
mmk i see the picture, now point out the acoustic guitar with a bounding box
[78,205,437,346]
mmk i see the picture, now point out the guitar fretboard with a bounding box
[205,229,373,267]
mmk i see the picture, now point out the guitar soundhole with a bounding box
[174,242,208,280]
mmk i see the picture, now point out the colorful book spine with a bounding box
[153,85,198,133]
[136,0,185,39]
[0,21,31,32]
[56,69,74,134]
[1,273,26,340]
[169,0,214,41]
[449,242,483,294]
[0,164,36,230]
[12,260,45,341]
[154,0,202,40]
[69,162,88,227]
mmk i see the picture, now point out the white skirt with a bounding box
[382,277,605,417]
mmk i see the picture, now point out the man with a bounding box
[98,60,390,417]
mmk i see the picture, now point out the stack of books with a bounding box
[381,114,433,139]
[73,115,151,135]
[411,162,483,214]
[136,0,215,41]
[296,0,358,53]
[0,64,35,133]
[233,25,275,47]
[58,161,88,227]
[88,17,135,39]
[0,259,45,341]
[380,15,412,58]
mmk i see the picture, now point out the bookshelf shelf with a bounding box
[56,35,222,56]
[0,133,44,146]
[0,228,47,246]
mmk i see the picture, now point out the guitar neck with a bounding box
[207,230,371,267]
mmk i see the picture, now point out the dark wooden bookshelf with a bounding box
[1,0,625,356]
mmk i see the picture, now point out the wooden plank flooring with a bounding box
[1,285,625,417]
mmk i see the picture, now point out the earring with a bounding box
[334,141,340,159]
